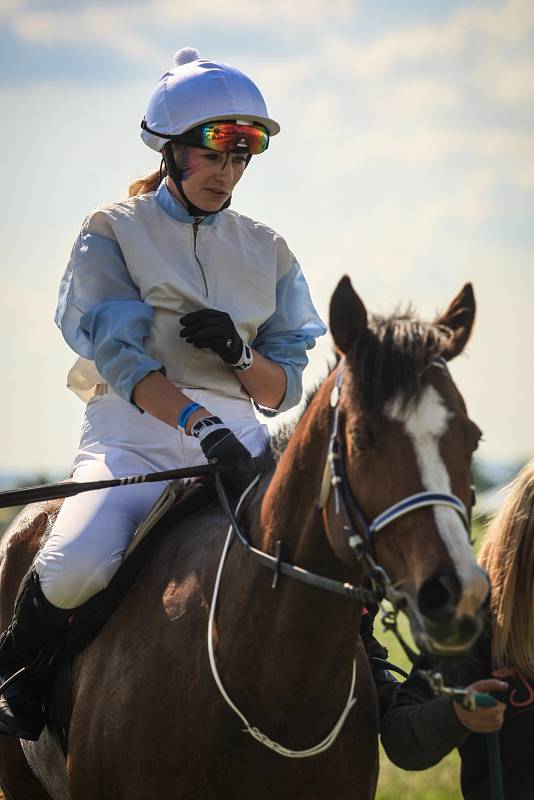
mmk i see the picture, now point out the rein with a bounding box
[208,475,358,758]
[205,358,473,758]
[0,358,471,616]
[0,360,476,761]
[213,471,377,605]
[213,359,470,614]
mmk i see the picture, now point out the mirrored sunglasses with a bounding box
[199,122,269,155]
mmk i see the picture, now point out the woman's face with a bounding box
[169,145,248,212]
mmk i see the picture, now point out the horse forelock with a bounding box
[346,312,451,414]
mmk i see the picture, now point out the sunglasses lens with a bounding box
[200,123,269,154]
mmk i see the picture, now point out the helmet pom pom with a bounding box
[174,47,200,67]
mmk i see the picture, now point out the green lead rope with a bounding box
[472,692,503,800]
[420,672,504,800]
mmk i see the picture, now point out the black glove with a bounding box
[191,416,256,496]
[180,309,244,365]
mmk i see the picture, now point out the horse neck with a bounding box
[259,380,333,567]
[244,375,364,635]
[215,377,365,708]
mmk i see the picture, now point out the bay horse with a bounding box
[0,277,488,800]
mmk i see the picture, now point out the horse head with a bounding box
[325,276,488,655]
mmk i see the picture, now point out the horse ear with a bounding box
[329,276,368,355]
[434,283,476,361]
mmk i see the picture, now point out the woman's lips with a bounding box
[205,188,227,198]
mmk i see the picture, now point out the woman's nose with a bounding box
[218,155,235,179]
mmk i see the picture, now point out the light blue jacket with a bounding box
[56,182,326,415]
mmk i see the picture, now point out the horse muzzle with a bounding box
[400,566,489,655]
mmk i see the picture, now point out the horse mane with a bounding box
[478,459,534,679]
[347,310,451,412]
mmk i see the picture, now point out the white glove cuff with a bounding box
[231,342,253,372]
[189,415,227,441]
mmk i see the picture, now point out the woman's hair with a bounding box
[128,167,164,197]
[129,144,186,197]
[478,459,534,678]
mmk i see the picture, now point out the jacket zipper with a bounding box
[192,219,208,299]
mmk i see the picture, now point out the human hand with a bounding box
[452,679,508,733]
[190,416,256,496]
[180,309,247,366]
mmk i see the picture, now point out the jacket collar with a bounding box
[155,181,219,226]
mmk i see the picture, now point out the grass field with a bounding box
[375,614,463,800]
[376,519,487,799]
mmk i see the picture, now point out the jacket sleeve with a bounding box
[380,627,495,770]
[79,301,163,403]
[55,213,164,402]
[252,258,326,415]
[380,672,470,770]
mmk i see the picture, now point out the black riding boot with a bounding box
[0,570,72,740]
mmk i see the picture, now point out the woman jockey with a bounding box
[0,47,326,741]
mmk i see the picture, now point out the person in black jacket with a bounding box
[375,459,534,800]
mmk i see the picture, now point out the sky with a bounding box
[0,0,533,476]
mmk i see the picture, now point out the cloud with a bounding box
[2,0,533,469]
[472,51,534,105]
[365,76,461,119]
[236,54,317,104]
[323,0,534,81]
[4,0,355,65]
[341,128,534,167]
[10,4,164,63]
[0,0,30,19]
[420,169,497,226]
[516,163,534,191]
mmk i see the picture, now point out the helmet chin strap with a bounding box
[162,143,233,217]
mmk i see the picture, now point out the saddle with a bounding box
[44,477,217,756]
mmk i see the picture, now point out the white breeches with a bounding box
[35,390,269,609]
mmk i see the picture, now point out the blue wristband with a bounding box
[177,401,202,433]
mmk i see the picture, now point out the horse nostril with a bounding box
[457,613,482,644]
[418,571,461,623]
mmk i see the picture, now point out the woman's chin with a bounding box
[199,191,228,210]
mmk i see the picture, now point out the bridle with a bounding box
[317,358,471,600]
[218,357,471,610]
[207,356,477,758]
[208,357,475,757]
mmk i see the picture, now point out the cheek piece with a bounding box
[163,144,251,218]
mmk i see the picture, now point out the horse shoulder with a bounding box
[0,505,63,800]
[0,501,61,626]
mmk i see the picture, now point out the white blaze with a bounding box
[384,386,477,588]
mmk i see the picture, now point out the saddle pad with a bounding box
[124,479,184,558]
